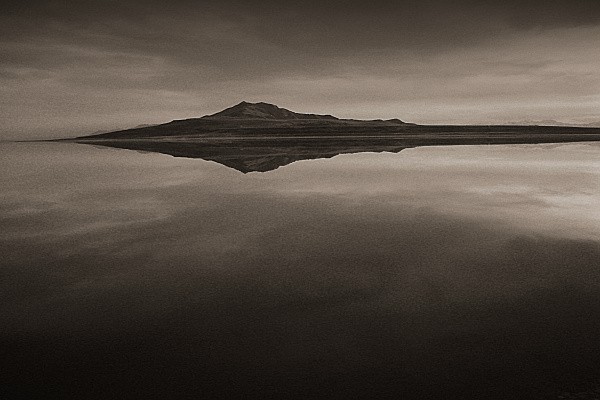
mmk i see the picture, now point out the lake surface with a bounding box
[1,142,600,399]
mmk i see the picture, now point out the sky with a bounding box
[1,0,599,139]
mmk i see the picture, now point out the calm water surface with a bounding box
[1,142,600,399]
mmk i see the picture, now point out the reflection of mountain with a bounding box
[84,139,409,173]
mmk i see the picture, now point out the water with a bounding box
[1,142,600,399]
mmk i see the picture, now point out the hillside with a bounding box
[76,102,411,139]
[203,101,339,120]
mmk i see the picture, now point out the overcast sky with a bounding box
[1,0,599,139]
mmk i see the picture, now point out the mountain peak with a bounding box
[204,101,339,121]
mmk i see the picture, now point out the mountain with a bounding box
[71,102,600,142]
[509,119,600,128]
[204,101,339,120]
[75,102,411,140]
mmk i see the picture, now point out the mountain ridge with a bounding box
[203,101,340,121]
[76,101,412,139]
[70,101,600,148]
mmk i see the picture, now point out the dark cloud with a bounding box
[1,0,599,138]
[4,0,600,56]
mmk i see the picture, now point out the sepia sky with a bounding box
[1,0,600,139]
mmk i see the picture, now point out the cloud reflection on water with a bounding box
[1,142,600,399]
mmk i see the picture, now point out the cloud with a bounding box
[1,0,599,138]
[3,143,600,397]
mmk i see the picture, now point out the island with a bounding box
[65,101,600,172]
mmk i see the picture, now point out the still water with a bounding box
[1,142,600,399]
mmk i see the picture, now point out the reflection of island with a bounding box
[83,138,409,173]
[68,101,600,173]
